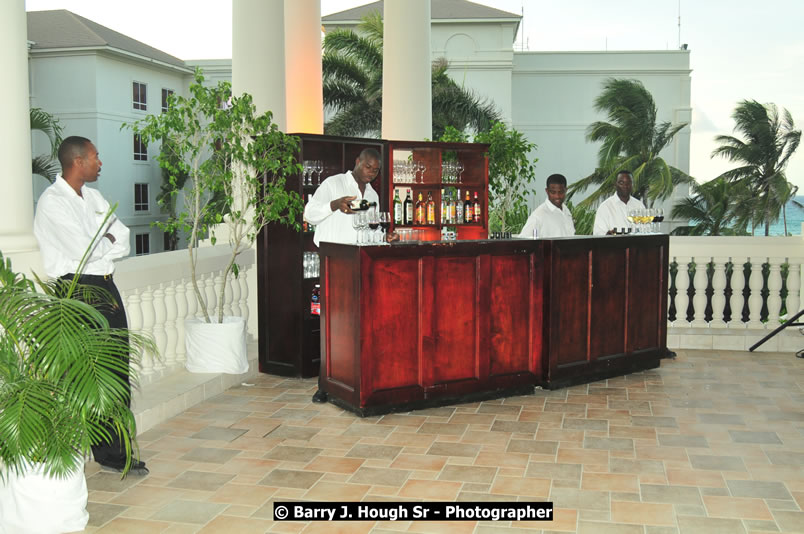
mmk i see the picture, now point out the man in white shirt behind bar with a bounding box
[592,170,646,235]
[518,174,575,239]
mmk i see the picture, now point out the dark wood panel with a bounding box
[551,247,590,367]
[365,257,420,392]
[590,247,627,358]
[326,251,360,386]
[432,256,479,384]
[489,254,531,377]
[628,244,662,352]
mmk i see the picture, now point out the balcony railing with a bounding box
[114,246,257,385]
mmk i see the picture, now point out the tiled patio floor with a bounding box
[78,349,804,533]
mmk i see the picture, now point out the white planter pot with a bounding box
[184,316,249,374]
[0,463,88,534]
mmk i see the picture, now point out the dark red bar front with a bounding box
[319,235,668,415]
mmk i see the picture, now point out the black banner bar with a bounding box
[273,501,554,521]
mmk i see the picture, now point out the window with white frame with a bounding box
[133,81,147,111]
[134,134,147,161]
[134,183,149,212]
[161,88,174,113]
[135,233,150,255]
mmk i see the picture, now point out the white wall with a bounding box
[511,51,691,212]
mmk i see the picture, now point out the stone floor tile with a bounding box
[581,472,639,492]
[150,499,227,524]
[727,480,794,500]
[702,495,773,520]
[676,515,747,533]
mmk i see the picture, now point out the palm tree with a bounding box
[670,177,748,236]
[30,107,64,183]
[569,78,692,207]
[712,100,801,236]
[322,12,501,138]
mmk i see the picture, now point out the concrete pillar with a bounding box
[284,0,323,134]
[0,0,37,254]
[232,0,286,130]
[382,0,432,140]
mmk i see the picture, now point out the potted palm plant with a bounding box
[0,246,155,533]
[128,70,301,374]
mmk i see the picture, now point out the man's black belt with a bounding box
[61,273,114,283]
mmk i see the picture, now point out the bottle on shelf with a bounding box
[403,188,413,225]
[449,189,456,224]
[455,188,464,224]
[393,189,403,225]
[440,188,446,225]
[473,191,481,223]
[426,191,435,225]
[350,199,377,211]
[415,192,425,225]
[311,284,320,316]
[464,190,473,223]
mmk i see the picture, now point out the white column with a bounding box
[786,261,801,320]
[382,0,432,140]
[0,0,37,253]
[232,0,286,128]
[284,0,323,134]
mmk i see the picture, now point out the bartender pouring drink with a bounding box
[592,170,645,235]
[303,148,396,403]
[304,148,395,246]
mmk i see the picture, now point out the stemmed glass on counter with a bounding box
[378,212,390,242]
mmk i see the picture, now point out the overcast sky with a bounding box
[24,0,804,190]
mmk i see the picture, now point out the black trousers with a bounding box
[61,273,132,467]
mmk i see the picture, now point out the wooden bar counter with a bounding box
[319,234,668,415]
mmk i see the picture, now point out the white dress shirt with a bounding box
[303,171,379,246]
[518,199,575,238]
[34,175,131,278]
[593,194,646,235]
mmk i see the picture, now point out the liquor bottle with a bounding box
[449,189,456,224]
[473,191,482,223]
[393,189,403,224]
[349,199,377,211]
[403,188,413,225]
[455,188,464,224]
[426,191,436,225]
[440,188,446,224]
[464,190,473,223]
[415,192,425,225]
[311,284,320,316]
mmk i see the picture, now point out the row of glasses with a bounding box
[302,160,324,186]
[393,160,426,183]
[302,251,319,278]
[627,208,665,233]
[441,161,465,184]
[351,210,391,244]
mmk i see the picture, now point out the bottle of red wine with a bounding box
[350,199,377,211]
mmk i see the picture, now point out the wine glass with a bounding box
[456,161,465,184]
[367,209,380,243]
[378,212,391,242]
[351,212,362,244]
[627,209,637,233]
[415,161,426,184]
[313,160,323,185]
[302,160,311,186]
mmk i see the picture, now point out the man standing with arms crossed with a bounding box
[33,136,148,476]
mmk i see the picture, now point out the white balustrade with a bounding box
[766,257,784,324]
[729,256,746,328]
[113,246,257,380]
[710,257,728,328]
[786,262,801,320]
[690,256,709,328]
[673,256,691,327]
[746,258,765,329]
